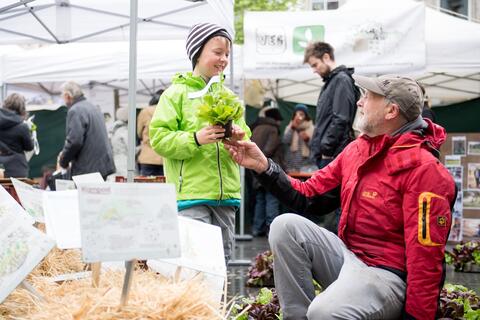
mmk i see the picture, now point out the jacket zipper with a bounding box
[216,142,223,200]
[421,198,427,239]
[178,160,184,193]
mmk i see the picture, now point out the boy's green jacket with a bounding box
[149,72,251,200]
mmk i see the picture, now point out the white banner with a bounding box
[243,0,425,79]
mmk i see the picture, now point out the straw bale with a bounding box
[30,248,86,278]
[1,270,222,320]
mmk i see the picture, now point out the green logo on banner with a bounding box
[293,25,325,54]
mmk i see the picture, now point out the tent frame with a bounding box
[0,0,203,44]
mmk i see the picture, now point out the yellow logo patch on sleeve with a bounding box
[437,216,447,227]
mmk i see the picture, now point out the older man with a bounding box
[58,81,115,179]
[224,75,455,320]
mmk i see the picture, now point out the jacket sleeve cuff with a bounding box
[193,132,201,147]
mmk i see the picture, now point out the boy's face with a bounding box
[195,36,230,79]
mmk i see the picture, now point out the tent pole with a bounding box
[127,0,137,184]
[1,83,7,101]
[120,0,138,308]
[233,47,252,244]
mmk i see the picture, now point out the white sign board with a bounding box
[72,172,104,186]
[0,185,34,225]
[10,178,44,223]
[0,207,54,303]
[78,183,180,263]
[243,0,425,79]
[55,179,76,191]
[43,190,81,249]
[148,216,226,302]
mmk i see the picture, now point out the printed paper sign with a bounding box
[55,179,76,191]
[0,208,55,303]
[78,183,180,263]
[468,141,480,156]
[452,136,467,156]
[445,155,462,167]
[467,163,480,189]
[72,172,104,186]
[43,190,81,249]
[462,218,480,238]
[148,216,226,302]
[0,185,34,225]
[10,178,44,223]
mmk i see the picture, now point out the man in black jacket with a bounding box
[304,42,358,169]
[58,81,115,179]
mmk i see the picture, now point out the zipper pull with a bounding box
[179,176,183,192]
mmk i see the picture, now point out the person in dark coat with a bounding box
[419,83,436,122]
[304,42,359,169]
[0,93,34,177]
[58,81,115,179]
[250,107,284,236]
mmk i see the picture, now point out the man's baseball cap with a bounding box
[353,74,423,122]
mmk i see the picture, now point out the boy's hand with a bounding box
[196,125,225,145]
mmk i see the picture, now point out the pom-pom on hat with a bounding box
[186,23,232,69]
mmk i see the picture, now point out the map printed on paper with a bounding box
[78,183,181,263]
[0,185,34,225]
[0,201,54,303]
[10,178,45,223]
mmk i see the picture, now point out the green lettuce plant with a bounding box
[197,74,244,126]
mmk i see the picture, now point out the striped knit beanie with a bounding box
[186,23,232,69]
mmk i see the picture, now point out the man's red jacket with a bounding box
[289,120,455,320]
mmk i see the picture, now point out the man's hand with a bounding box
[223,140,268,173]
[228,124,246,142]
[196,125,225,145]
[57,152,67,170]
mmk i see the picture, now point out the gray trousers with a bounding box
[269,214,406,320]
[179,205,235,262]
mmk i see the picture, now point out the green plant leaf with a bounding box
[257,287,273,305]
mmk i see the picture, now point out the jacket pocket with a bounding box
[417,192,450,246]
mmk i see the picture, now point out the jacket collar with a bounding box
[322,65,354,84]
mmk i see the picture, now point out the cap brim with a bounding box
[352,75,385,96]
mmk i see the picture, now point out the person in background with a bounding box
[0,93,34,177]
[250,107,284,237]
[110,106,128,178]
[419,83,436,122]
[58,81,115,179]
[137,90,165,176]
[304,42,358,169]
[283,104,315,173]
[149,23,251,262]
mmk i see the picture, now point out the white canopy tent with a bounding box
[243,0,480,106]
[0,0,233,44]
[0,40,243,114]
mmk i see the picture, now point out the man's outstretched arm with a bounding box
[223,139,340,215]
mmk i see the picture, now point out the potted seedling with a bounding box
[197,74,244,138]
[445,240,480,273]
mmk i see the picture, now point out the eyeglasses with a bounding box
[356,86,367,99]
